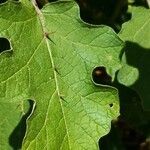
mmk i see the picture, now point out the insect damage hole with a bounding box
[109,103,113,108]
[92,66,112,85]
[0,37,11,53]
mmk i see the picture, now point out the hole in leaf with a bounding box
[92,66,112,85]
[0,37,11,53]
[109,103,113,108]
[9,100,35,150]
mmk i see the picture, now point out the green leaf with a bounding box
[119,7,150,48]
[0,1,123,149]
[118,7,150,110]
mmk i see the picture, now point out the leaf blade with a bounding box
[0,1,123,149]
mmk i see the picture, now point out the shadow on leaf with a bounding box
[99,42,150,150]
[99,80,149,150]
[9,100,34,150]
[120,41,150,110]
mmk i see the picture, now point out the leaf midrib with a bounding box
[31,0,71,149]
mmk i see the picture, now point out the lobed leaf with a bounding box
[0,0,123,149]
